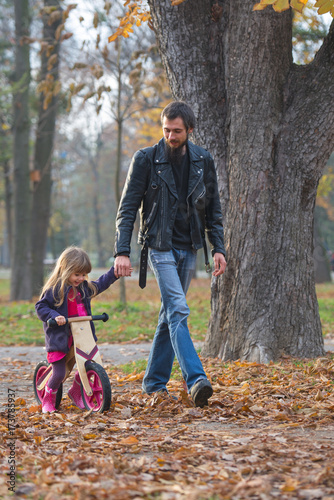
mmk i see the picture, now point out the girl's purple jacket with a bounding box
[35,267,118,353]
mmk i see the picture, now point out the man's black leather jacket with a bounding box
[114,138,225,257]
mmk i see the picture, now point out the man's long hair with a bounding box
[161,101,196,132]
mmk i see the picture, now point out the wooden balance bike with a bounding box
[33,313,111,413]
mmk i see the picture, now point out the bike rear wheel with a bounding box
[80,360,111,413]
[33,361,63,408]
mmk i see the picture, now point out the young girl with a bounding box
[35,246,120,413]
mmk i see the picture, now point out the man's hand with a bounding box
[114,255,133,277]
[212,252,226,277]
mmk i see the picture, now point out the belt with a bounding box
[139,241,148,289]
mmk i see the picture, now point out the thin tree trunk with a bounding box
[10,0,31,301]
[148,0,333,361]
[3,159,12,263]
[90,134,106,268]
[115,39,127,306]
[31,0,62,297]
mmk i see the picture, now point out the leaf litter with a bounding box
[1,353,334,499]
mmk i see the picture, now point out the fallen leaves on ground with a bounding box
[1,354,334,499]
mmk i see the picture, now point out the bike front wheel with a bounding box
[80,360,111,413]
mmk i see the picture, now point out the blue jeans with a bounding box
[142,247,207,394]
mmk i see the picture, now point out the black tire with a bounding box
[80,360,111,413]
[33,360,62,408]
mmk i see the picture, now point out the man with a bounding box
[114,101,226,407]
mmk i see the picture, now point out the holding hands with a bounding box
[114,256,133,278]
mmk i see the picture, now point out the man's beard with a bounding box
[165,138,188,166]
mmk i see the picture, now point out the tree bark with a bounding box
[11,0,31,301]
[31,0,62,297]
[148,0,334,361]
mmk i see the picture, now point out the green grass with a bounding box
[0,278,10,299]
[116,358,184,381]
[0,302,41,346]
[1,278,334,346]
[0,300,158,346]
[117,359,148,374]
[317,298,334,336]
[0,298,206,347]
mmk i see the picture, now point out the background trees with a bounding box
[0,0,171,301]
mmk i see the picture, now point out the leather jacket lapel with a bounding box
[187,142,204,198]
[154,140,178,199]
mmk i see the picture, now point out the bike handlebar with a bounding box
[47,313,109,328]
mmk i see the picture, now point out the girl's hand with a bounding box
[55,316,66,325]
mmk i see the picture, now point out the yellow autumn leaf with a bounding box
[16,398,26,406]
[108,32,119,43]
[317,0,334,15]
[272,0,290,11]
[28,404,41,413]
[119,435,139,445]
[253,0,308,12]
[253,0,276,10]
[280,477,299,492]
[290,0,308,12]
[83,433,98,440]
[314,0,331,9]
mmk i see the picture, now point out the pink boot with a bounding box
[42,386,57,413]
[68,372,85,409]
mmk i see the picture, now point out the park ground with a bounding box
[0,276,334,499]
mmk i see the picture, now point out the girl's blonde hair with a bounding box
[40,246,97,306]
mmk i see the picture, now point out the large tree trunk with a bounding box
[11,0,31,301]
[31,0,62,297]
[148,0,334,361]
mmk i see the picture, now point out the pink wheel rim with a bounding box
[84,369,104,410]
[36,366,47,402]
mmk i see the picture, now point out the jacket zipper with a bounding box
[146,202,157,226]
[195,189,205,203]
[187,171,203,217]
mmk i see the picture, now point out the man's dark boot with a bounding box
[190,379,213,408]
